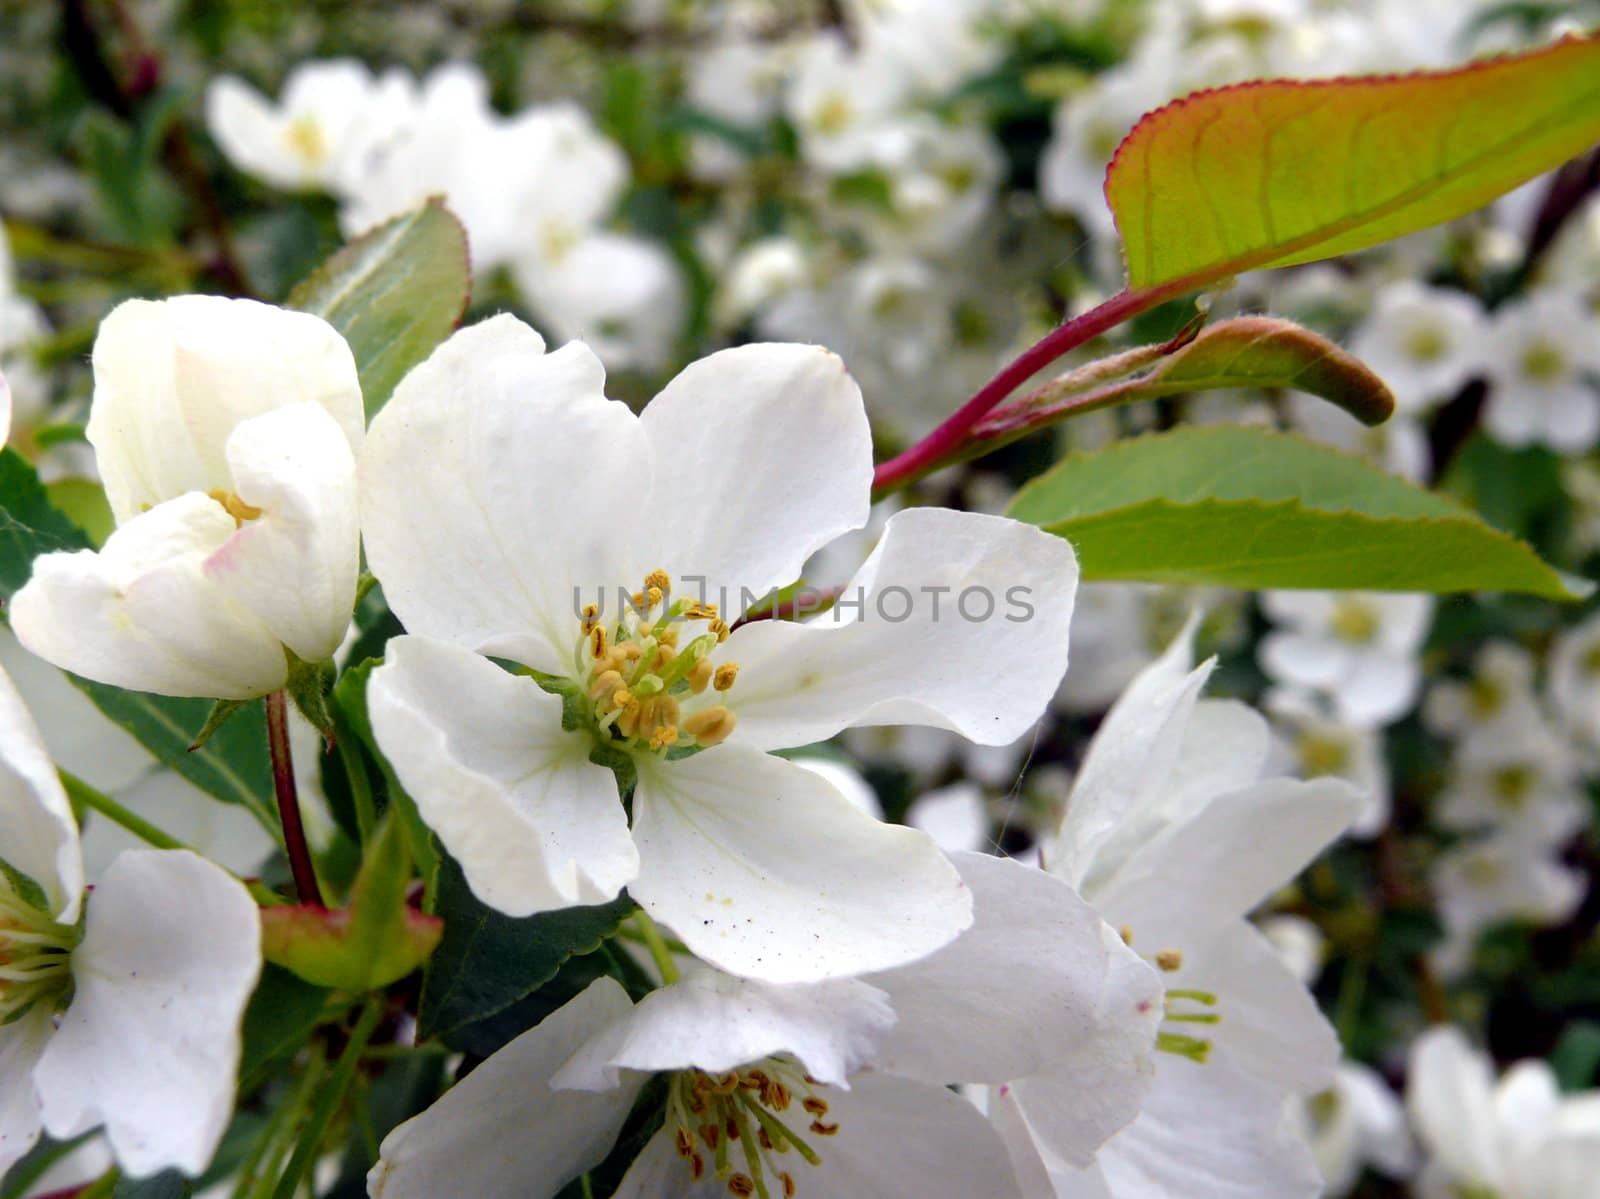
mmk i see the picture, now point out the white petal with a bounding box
[1259,632,1348,690]
[87,297,362,524]
[638,343,871,614]
[617,1072,1028,1198]
[1334,654,1420,727]
[791,756,883,820]
[368,636,638,916]
[553,965,894,1091]
[1047,620,1208,892]
[906,783,989,854]
[12,495,288,700]
[723,508,1078,750]
[1092,1056,1323,1199]
[370,978,642,1199]
[629,746,972,983]
[1095,777,1362,938]
[201,403,359,663]
[801,1072,1027,1199]
[1008,925,1164,1169]
[360,316,648,673]
[0,1006,51,1177]
[871,854,1137,1089]
[0,661,83,921]
[1182,921,1341,1097]
[1406,1027,1503,1187]
[35,849,261,1177]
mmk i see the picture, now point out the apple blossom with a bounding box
[1481,288,1600,453]
[1547,610,1600,751]
[1347,281,1487,416]
[360,315,1079,981]
[1019,623,1364,1197]
[0,662,261,1179]
[1408,1027,1600,1198]
[1258,590,1434,727]
[1297,1062,1415,1196]
[10,296,363,700]
[370,852,1157,1199]
[205,59,418,197]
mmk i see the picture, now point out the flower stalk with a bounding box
[266,690,324,908]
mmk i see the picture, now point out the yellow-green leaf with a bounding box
[1108,34,1600,291]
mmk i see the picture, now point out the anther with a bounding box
[1156,949,1183,972]
[802,1097,828,1116]
[688,658,715,693]
[780,1173,796,1198]
[728,1175,756,1197]
[646,569,672,594]
[809,1121,839,1136]
[684,706,736,747]
[714,663,740,691]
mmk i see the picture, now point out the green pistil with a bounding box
[730,1100,771,1199]
[1157,1032,1212,1063]
[739,1090,824,1167]
[0,885,79,1025]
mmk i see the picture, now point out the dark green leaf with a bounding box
[419,851,634,1047]
[239,964,330,1092]
[112,1170,191,1199]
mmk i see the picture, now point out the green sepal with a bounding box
[285,651,337,740]
[260,811,442,992]
[187,698,251,752]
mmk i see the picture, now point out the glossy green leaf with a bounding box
[260,812,442,991]
[1108,34,1600,291]
[419,850,634,1047]
[0,450,277,822]
[1007,426,1590,598]
[287,198,470,417]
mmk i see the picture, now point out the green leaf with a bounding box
[260,812,442,991]
[1107,34,1600,291]
[329,657,436,881]
[287,198,470,417]
[419,850,634,1047]
[976,316,1393,445]
[0,855,51,915]
[238,964,330,1091]
[0,450,278,823]
[113,1170,191,1199]
[1006,426,1589,598]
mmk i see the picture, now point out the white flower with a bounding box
[1548,610,1600,751]
[0,662,261,1179]
[1347,281,1487,415]
[340,67,627,277]
[1266,688,1392,838]
[1430,828,1585,979]
[784,32,909,172]
[1425,641,1544,742]
[1298,1062,1415,1197]
[1019,624,1364,1197]
[511,232,685,373]
[716,236,810,329]
[1481,288,1600,453]
[1408,1027,1600,1198]
[1258,590,1434,728]
[10,296,363,700]
[1286,393,1430,482]
[370,852,1154,1199]
[1435,710,1586,844]
[205,59,417,196]
[359,316,1080,981]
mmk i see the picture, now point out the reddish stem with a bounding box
[267,690,324,908]
[870,285,1180,493]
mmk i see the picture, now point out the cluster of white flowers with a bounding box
[0,293,1374,1195]
[207,60,683,371]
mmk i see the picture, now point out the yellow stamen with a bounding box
[684,706,736,747]
[207,489,263,526]
[714,663,740,691]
